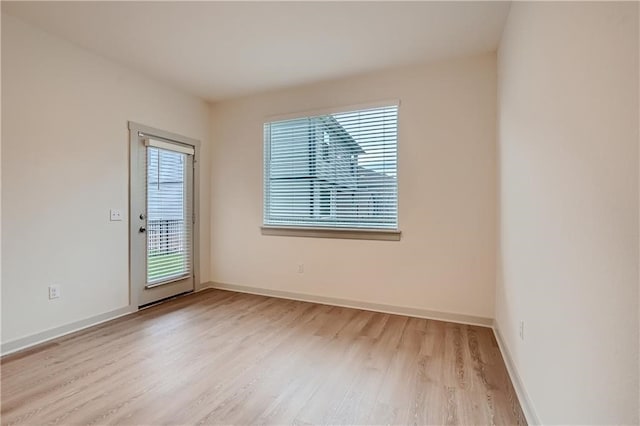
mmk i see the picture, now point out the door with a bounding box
[130,123,197,307]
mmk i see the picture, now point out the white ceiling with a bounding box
[3,1,510,102]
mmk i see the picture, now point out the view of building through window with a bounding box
[146,147,189,283]
[264,104,398,229]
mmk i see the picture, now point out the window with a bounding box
[146,145,192,284]
[263,103,399,237]
[319,187,331,218]
[321,131,331,160]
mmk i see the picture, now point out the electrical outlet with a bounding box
[49,285,61,300]
[297,264,304,274]
[110,209,123,221]
[519,320,525,340]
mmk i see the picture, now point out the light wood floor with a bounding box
[2,289,526,425]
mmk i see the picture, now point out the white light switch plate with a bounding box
[110,209,123,221]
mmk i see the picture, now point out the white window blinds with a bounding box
[146,142,193,285]
[264,104,398,230]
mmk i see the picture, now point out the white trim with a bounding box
[204,281,493,327]
[130,122,200,146]
[0,287,213,357]
[202,282,535,422]
[261,226,401,241]
[128,121,201,308]
[492,323,542,425]
[1,281,535,425]
[265,99,401,123]
[145,137,195,155]
[1,306,134,356]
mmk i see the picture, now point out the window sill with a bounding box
[261,226,401,241]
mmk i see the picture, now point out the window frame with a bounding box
[261,100,401,241]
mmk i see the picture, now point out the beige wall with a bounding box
[496,2,639,423]
[1,14,211,343]
[3,4,638,422]
[209,53,497,319]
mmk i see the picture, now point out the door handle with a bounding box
[139,227,146,233]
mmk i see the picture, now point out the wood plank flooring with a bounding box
[1,289,526,425]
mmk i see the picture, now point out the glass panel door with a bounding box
[146,147,192,286]
[129,123,196,308]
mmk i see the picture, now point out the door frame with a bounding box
[128,121,201,309]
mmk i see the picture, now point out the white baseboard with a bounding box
[3,283,536,425]
[1,286,213,357]
[205,281,493,327]
[492,324,541,425]
[1,306,135,356]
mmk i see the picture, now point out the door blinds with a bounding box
[145,138,194,285]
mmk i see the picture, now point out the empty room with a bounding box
[1,1,638,425]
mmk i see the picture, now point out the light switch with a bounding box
[110,209,123,221]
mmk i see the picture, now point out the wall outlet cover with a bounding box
[110,209,123,221]
[48,285,61,300]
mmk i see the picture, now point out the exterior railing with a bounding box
[147,219,184,255]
